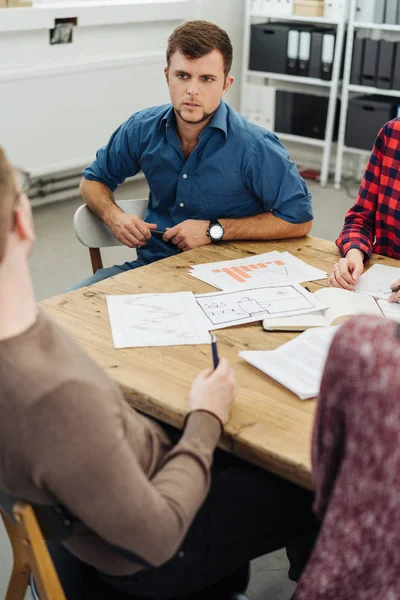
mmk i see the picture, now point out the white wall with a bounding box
[193,0,245,110]
[0,0,245,176]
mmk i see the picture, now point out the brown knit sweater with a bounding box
[0,309,221,576]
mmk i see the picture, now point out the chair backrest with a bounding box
[0,490,71,600]
[73,198,148,274]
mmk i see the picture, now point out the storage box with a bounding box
[294,0,324,16]
[324,0,347,19]
[249,23,290,74]
[0,0,7,7]
[6,0,33,5]
[345,95,398,150]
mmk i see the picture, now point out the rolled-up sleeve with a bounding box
[83,116,140,192]
[245,133,313,224]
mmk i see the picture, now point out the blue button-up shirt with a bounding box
[83,101,312,264]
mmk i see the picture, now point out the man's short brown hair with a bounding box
[0,147,18,263]
[166,20,233,79]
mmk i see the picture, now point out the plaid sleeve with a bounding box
[336,128,385,259]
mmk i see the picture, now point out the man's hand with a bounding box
[328,248,364,290]
[388,279,400,303]
[107,211,157,248]
[188,358,236,427]
[163,219,210,251]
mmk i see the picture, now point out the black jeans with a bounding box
[49,446,317,600]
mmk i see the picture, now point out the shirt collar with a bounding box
[159,101,228,140]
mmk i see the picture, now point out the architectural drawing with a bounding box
[195,285,318,327]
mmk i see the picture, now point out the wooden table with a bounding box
[41,236,398,490]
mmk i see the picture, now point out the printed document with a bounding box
[195,283,327,330]
[239,326,339,400]
[106,292,211,348]
[190,251,328,291]
[356,264,400,300]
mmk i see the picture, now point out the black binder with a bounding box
[392,42,400,90]
[377,40,396,89]
[361,39,380,88]
[309,30,324,79]
[350,35,364,85]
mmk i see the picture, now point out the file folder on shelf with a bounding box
[385,0,398,24]
[298,31,311,77]
[321,33,335,81]
[309,30,324,79]
[361,39,379,88]
[377,41,396,89]
[350,35,364,85]
[286,29,300,75]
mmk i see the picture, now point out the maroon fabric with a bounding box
[294,316,400,600]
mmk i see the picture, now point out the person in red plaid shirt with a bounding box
[329,118,400,302]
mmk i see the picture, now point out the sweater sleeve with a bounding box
[26,381,221,567]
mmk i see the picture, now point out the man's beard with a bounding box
[175,106,217,125]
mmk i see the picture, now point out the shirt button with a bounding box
[180,203,184,207]
[183,174,188,179]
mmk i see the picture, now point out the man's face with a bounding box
[165,50,234,125]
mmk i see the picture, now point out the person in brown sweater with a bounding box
[0,147,317,599]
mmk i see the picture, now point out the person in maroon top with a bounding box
[330,118,400,302]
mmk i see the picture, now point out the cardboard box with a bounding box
[294,0,324,16]
[7,0,33,6]
[0,0,7,7]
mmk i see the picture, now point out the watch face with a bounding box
[209,224,224,241]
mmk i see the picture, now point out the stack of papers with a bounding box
[190,251,328,291]
[239,327,339,400]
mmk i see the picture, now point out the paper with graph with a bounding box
[239,326,339,400]
[106,293,211,348]
[189,251,328,291]
[195,283,327,330]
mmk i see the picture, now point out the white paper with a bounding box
[106,293,211,348]
[240,326,339,400]
[356,264,400,300]
[377,299,400,322]
[195,284,328,330]
[190,251,328,291]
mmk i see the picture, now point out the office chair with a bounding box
[73,198,148,274]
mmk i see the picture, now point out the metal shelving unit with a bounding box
[334,0,400,188]
[240,0,348,187]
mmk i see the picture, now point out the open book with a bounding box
[263,287,382,331]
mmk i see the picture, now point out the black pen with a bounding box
[210,332,219,370]
[152,229,166,236]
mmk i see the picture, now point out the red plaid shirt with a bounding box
[336,118,400,259]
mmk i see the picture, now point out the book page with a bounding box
[377,299,400,323]
[314,287,382,325]
[263,311,327,331]
[240,327,339,400]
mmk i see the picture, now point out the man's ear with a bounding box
[164,66,169,84]
[14,201,35,245]
[222,75,234,96]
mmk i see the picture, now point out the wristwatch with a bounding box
[207,220,224,242]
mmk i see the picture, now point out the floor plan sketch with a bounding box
[195,284,327,329]
[106,292,211,348]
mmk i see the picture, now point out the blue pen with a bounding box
[210,333,219,370]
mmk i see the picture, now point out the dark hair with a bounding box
[0,147,18,263]
[166,20,233,78]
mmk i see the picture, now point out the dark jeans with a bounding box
[49,446,318,600]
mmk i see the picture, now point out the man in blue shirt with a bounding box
[78,20,313,287]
